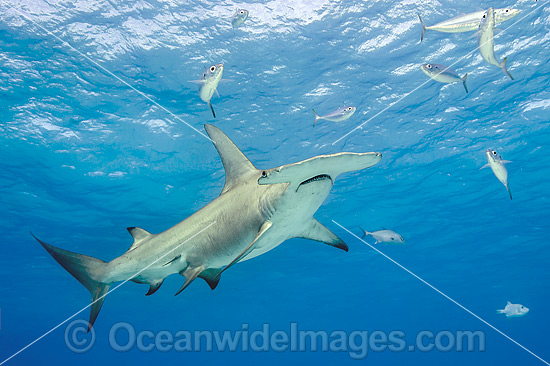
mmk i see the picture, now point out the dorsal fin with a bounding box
[204,124,257,194]
[127,227,153,250]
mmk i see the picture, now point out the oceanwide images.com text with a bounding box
[65,320,486,359]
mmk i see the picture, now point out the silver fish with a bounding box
[418,8,520,41]
[478,7,513,80]
[197,63,224,118]
[481,149,512,199]
[232,9,249,28]
[312,106,356,127]
[361,228,405,244]
[420,63,468,93]
[497,302,529,318]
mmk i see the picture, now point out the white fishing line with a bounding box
[332,220,549,366]
[0,221,216,365]
[333,2,547,145]
[8,6,212,141]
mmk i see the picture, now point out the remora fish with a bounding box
[420,63,468,93]
[194,63,224,118]
[34,124,382,330]
[481,149,512,199]
[478,8,514,80]
[232,9,249,28]
[361,229,405,244]
[497,301,529,318]
[418,8,520,41]
[312,106,356,127]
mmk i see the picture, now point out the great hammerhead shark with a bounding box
[34,124,382,330]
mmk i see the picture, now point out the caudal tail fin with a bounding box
[418,14,427,41]
[32,233,111,331]
[462,73,469,94]
[312,109,320,127]
[360,227,370,239]
[500,57,514,80]
[496,309,506,314]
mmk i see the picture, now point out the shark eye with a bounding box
[210,66,216,72]
[261,171,267,178]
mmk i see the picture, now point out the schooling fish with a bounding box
[312,106,356,127]
[231,9,249,28]
[481,149,512,200]
[193,63,224,118]
[420,63,468,93]
[418,8,520,41]
[361,229,405,244]
[497,302,529,318]
[478,8,514,80]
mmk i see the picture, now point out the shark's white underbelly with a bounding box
[242,179,333,261]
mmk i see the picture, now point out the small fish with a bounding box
[481,149,512,200]
[361,228,405,244]
[418,8,520,41]
[232,9,249,28]
[497,301,529,318]
[478,8,514,80]
[420,63,468,93]
[312,106,356,127]
[195,63,224,118]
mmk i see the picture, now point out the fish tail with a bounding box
[360,227,370,239]
[418,14,427,42]
[496,309,506,314]
[209,102,216,118]
[312,109,320,127]
[462,73,469,94]
[32,233,111,331]
[500,57,514,80]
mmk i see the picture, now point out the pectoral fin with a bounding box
[480,163,490,170]
[296,219,348,252]
[214,221,272,280]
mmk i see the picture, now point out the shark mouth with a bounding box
[299,174,333,187]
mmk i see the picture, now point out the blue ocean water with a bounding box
[0,0,549,364]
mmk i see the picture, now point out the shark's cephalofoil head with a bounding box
[232,9,249,28]
[258,152,382,188]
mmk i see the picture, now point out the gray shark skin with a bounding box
[33,124,382,330]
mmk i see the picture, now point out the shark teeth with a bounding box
[300,174,332,186]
